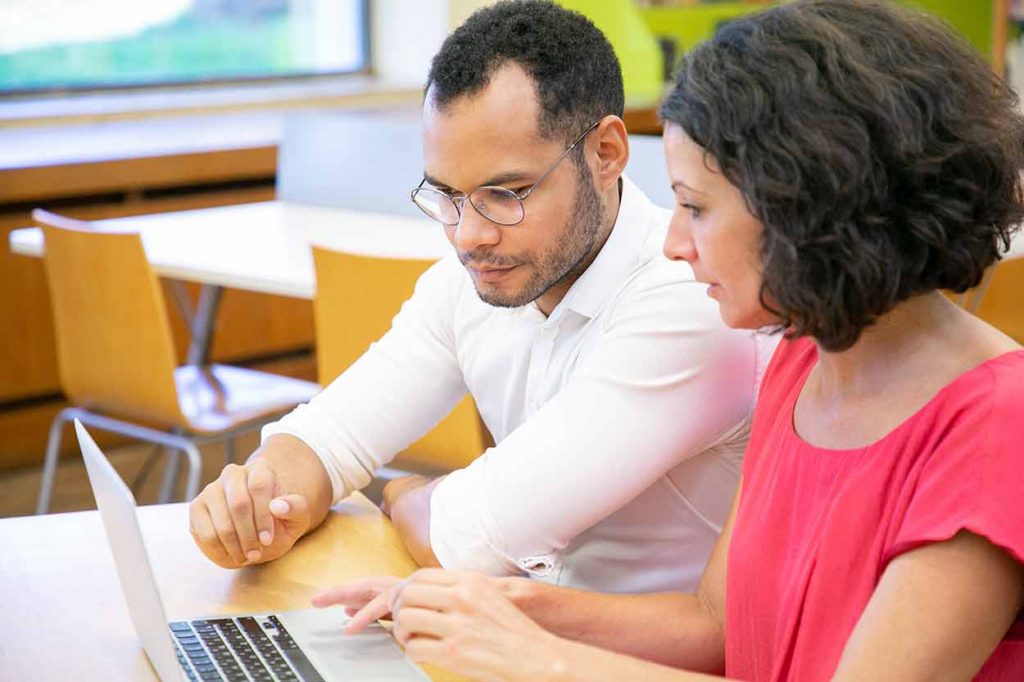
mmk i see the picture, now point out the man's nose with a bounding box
[451,200,503,252]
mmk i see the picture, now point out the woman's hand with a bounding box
[311,576,406,634]
[391,568,567,682]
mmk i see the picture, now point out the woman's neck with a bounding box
[812,292,984,400]
[794,291,1019,449]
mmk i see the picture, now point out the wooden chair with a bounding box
[312,247,491,473]
[33,210,320,514]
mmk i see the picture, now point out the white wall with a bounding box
[371,0,494,86]
[371,0,449,86]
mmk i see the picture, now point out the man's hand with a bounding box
[381,474,433,517]
[189,459,312,568]
[381,475,444,567]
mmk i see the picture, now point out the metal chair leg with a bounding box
[224,436,236,464]
[36,407,79,515]
[157,447,181,504]
[63,411,204,506]
[181,442,202,501]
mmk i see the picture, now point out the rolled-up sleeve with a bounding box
[262,258,469,503]
[429,264,760,576]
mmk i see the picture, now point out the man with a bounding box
[189,1,772,593]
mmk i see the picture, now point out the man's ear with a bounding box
[591,115,630,193]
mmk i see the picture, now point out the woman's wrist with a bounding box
[495,576,547,617]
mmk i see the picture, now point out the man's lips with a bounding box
[468,264,519,283]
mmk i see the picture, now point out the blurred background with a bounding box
[1,0,1020,519]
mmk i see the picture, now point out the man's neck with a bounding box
[535,179,623,317]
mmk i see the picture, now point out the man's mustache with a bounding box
[458,251,524,269]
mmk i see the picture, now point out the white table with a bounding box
[10,201,1023,357]
[10,201,451,362]
[0,497,464,681]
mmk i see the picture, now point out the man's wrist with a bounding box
[382,474,435,515]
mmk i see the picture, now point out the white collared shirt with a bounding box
[263,177,776,593]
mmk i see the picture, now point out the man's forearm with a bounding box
[389,481,442,567]
[250,434,334,534]
[501,579,725,673]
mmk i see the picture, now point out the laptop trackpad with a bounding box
[278,608,428,681]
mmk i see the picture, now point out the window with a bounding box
[0,0,369,94]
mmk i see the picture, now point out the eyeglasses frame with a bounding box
[410,120,601,227]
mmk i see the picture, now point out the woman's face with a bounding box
[662,124,778,330]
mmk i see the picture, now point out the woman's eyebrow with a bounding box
[671,180,707,195]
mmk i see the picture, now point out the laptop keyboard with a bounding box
[170,615,325,682]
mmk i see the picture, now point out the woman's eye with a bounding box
[681,202,702,218]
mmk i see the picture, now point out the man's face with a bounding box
[421,63,605,312]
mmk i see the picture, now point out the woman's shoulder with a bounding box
[937,348,1024,437]
[927,348,1024,418]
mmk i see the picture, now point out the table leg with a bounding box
[166,280,195,329]
[186,284,224,366]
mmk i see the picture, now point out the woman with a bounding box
[313,1,1024,679]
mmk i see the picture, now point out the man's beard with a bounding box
[463,162,606,309]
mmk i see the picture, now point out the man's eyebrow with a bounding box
[422,170,535,193]
[480,170,533,187]
[423,172,454,191]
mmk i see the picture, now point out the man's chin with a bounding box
[473,284,533,309]
[467,266,535,308]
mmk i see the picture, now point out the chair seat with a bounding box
[175,364,319,435]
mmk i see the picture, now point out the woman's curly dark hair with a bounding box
[660,0,1024,351]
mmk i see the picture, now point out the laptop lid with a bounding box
[76,419,186,682]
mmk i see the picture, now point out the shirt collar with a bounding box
[551,175,654,321]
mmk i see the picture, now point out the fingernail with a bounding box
[269,499,288,515]
[246,550,261,562]
[259,531,272,545]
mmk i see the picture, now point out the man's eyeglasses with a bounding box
[410,121,600,227]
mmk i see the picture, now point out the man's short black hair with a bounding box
[426,0,624,147]
[661,0,1024,352]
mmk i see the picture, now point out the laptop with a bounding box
[75,419,429,682]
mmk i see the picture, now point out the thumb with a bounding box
[269,494,310,529]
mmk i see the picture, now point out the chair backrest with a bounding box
[277,111,426,217]
[312,246,489,471]
[626,133,674,210]
[34,210,185,428]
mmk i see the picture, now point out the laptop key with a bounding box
[170,621,192,632]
